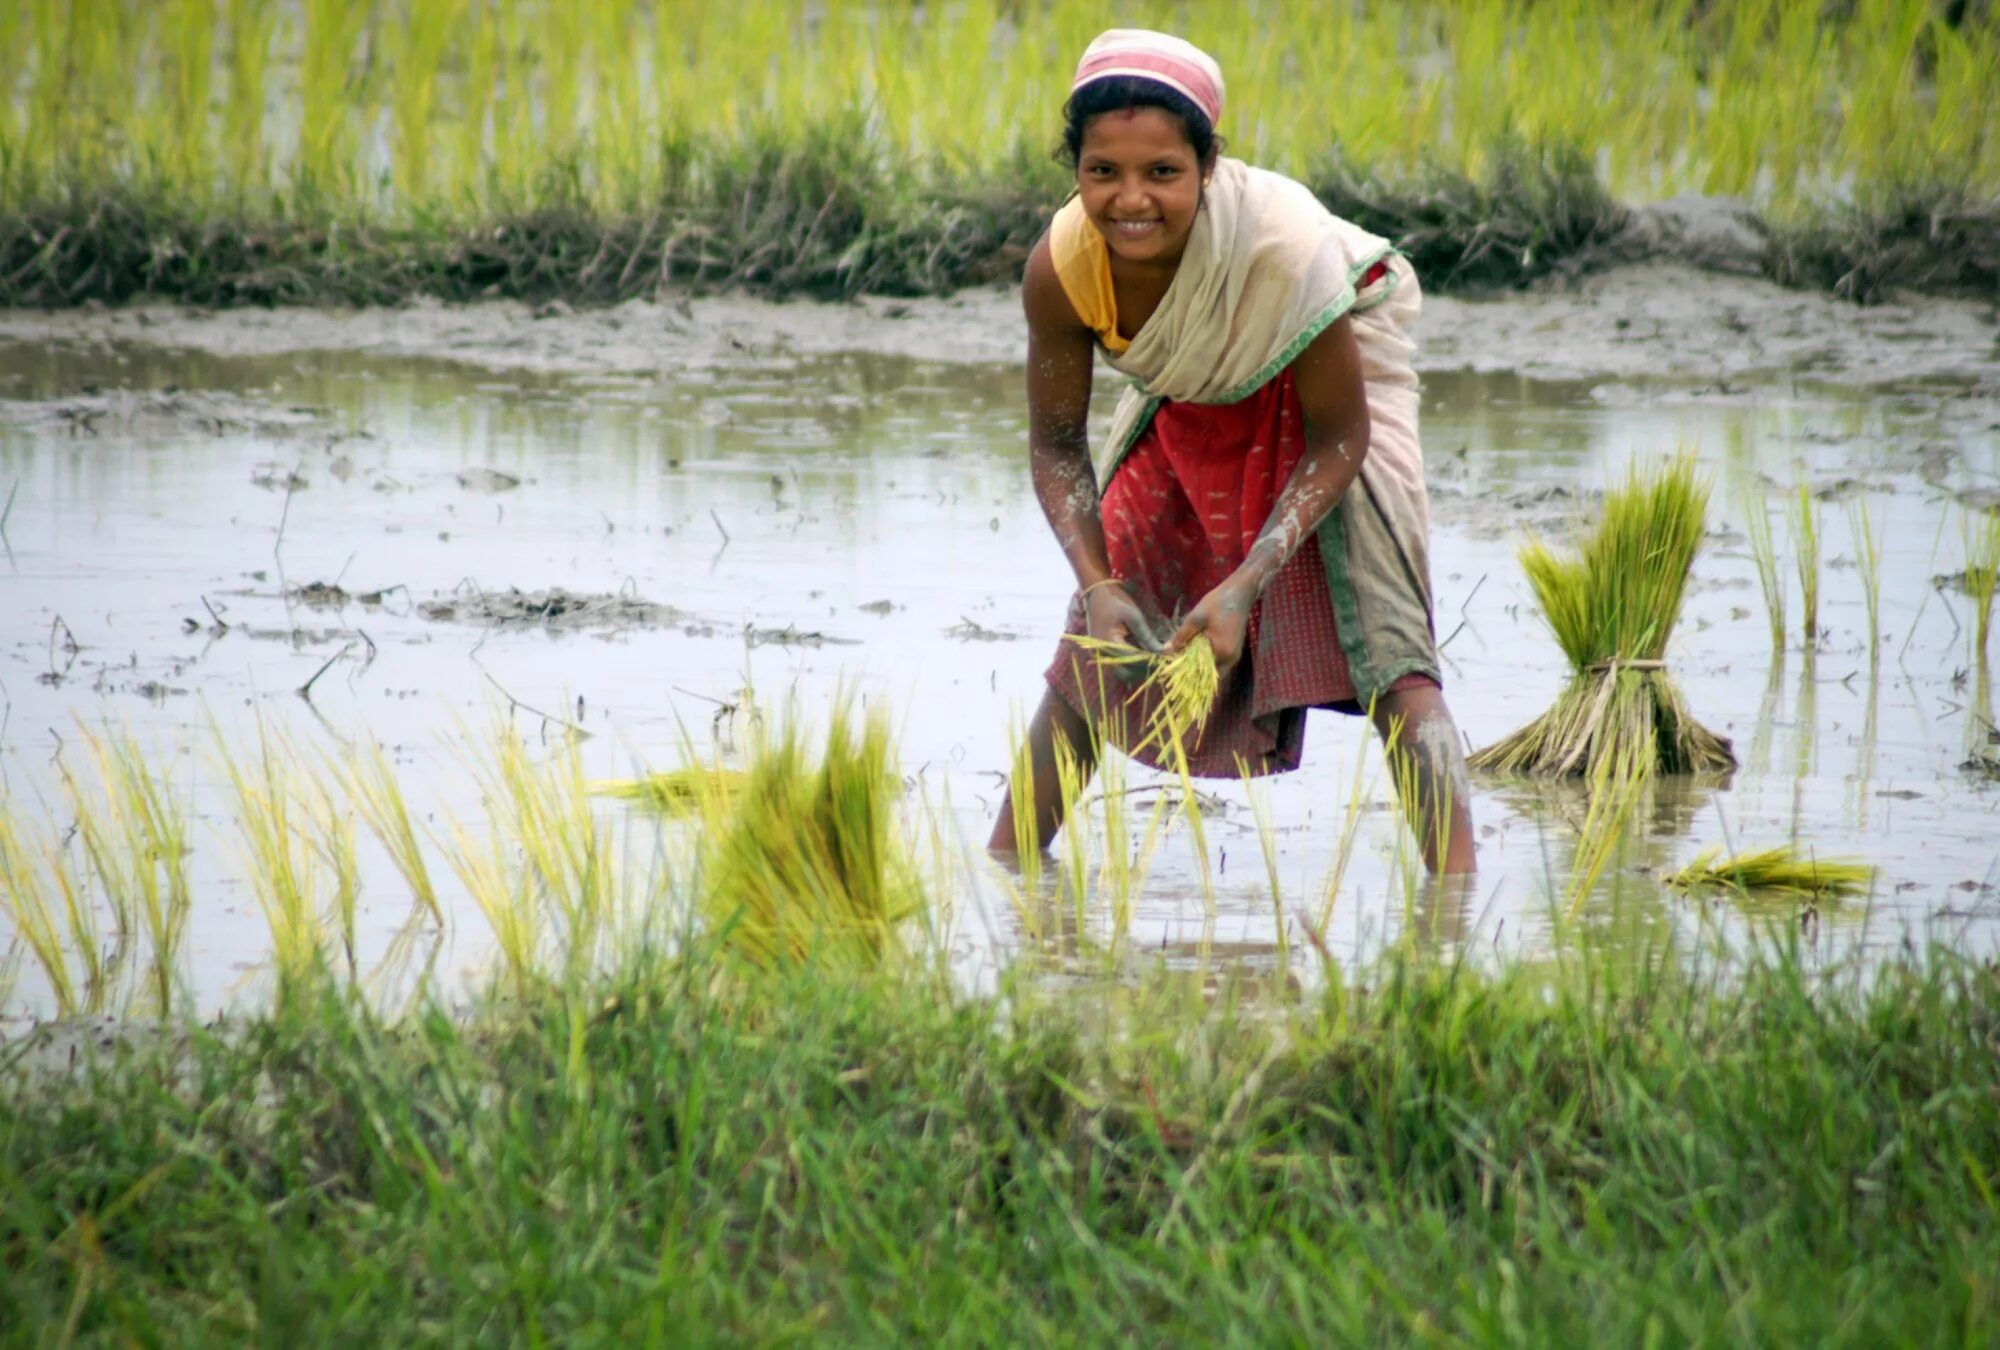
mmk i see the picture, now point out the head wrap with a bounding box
[1071,29,1224,130]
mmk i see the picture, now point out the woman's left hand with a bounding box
[1168,574,1258,676]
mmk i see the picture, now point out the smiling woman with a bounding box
[992,29,1475,874]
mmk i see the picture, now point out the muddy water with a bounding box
[2,332,1997,1018]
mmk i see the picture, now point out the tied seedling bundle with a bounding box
[1469,455,1736,778]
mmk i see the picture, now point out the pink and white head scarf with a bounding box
[1071,29,1225,130]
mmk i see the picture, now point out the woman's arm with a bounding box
[1022,238,1159,649]
[1239,313,1371,591]
[1022,238,1111,588]
[1170,314,1371,668]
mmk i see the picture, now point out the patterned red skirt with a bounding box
[1046,369,1437,778]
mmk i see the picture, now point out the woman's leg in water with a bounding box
[1371,683,1477,874]
[988,688,1097,853]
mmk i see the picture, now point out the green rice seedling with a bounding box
[385,0,461,208]
[591,766,746,816]
[1962,507,2000,659]
[692,699,922,974]
[1666,844,1873,901]
[470,726,618,983]
[1004,717,1043,899]
[342,738,442,926]
[1311,703,1378,939]
[296,0,368,202]
[1847,496,1884,659]
[1563,737,1650,920]
[216,728,334,995]
[438,815,542,996]
[59,728,191,1015]
[1742,488,1787,656]
[1239,760,1288,970]
[1090,749,1167,958]
[0,801,107,1016]
[1785,480,1823,645]
[1470,455,1736,778]
[222,0,277,201]
[1053,731,1093,944]
[304,774,360,979]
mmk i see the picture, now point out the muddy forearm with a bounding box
[1030,439,1113,587]
[1235,431,1367,594]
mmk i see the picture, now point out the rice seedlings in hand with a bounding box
[1666,844,1872,901]
[1062,632,1220,764]
[1743,488,1787,655]
[1785,481,1822,645]
[1469,454,1736,778]
[1847,497,1884,659]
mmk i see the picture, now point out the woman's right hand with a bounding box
[1083,580,1162,652]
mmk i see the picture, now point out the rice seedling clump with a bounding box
[1469,455,1736,778]
[1666,844,1873,901]
[689,703,921,973]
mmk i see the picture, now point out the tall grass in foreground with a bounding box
[2,937,1996,1342]
[1470,455,1736,778]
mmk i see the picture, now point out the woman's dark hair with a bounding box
[1058,76,1221,169]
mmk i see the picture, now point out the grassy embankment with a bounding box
[3,704,1999,1340]
[2,0,1996,307]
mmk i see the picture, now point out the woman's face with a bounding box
[1075,107,1205,267]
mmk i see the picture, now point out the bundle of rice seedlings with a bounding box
[1469,456,1737,778]
[1665,845,1873,900]
[693,702,922,973]
[1062,633,1220,762]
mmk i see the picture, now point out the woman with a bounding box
[989,29,1475,873]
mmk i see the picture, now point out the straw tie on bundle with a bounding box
[1469,455,1736,778]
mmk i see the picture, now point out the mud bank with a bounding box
[4,260,1995,397]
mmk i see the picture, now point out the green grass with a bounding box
[1,941,1996,1342]
[2,1,1997,305]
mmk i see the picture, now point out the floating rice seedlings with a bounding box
[693,700,921,974]
[1785,481,1823,644]
[592,765,746,816]
[1742,488,1786,656]
[1847,497,1884,659]
[343,738,442,925]
[1962,507,2000,659]
[1666,845,1873,901]
[1470,455,1736,778]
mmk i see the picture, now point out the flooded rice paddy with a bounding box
[2,292,1998,1019]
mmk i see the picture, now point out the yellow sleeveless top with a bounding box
[1048,198,1129,355]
